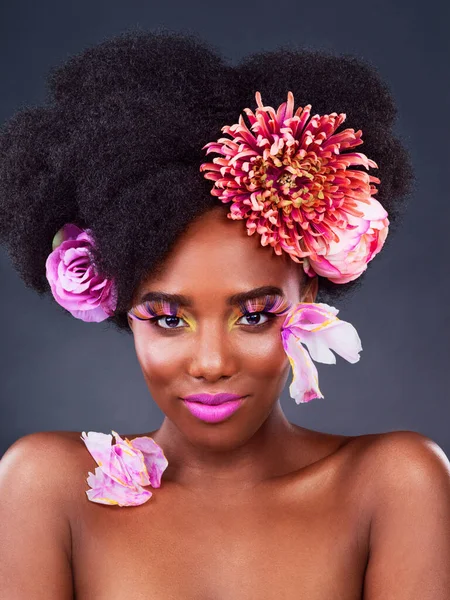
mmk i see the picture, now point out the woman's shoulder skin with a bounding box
[1,428,448,599]
[0,431,78,599]
[350,430,450,598]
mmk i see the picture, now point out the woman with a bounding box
[0,29,449,599]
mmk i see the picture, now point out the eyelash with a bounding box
[131,294,291,332]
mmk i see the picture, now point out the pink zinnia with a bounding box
[200,91,388,283]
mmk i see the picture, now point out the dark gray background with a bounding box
[1,0,449,458]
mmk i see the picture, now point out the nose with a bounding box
[187,319,236,382]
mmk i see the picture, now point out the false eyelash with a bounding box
[129,293,292,323]
[238,294,292,317]
[128,299,179,321]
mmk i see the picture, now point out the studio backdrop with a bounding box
[0,0,449,457]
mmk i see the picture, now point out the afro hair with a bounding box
[0,28,414,333]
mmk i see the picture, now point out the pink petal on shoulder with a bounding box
[81,431,140,489]
[130,436,169,488]
[81,431,113,467]
[86,466,152,507]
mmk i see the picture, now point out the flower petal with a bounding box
[81,430,168,507]
[81,431,138,488]
[86,466,152,507]
[51,224,84,250]
[283,303,362,364]
[70,305,112,323]
[281,328,322,404]
[280,302,362,403]
[130,436,169,488]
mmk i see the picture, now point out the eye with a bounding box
[149,315,188,330]
[149,311,275,331]
[235,311,272,327]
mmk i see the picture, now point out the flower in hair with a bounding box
[81,430,169,507]
[200,91,389,283]
[45,223,118,322]
[280,302,362,403]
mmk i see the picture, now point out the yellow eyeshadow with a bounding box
[129,294,293,332]
[182,315,197,331]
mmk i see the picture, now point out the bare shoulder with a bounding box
[350,429,450,480]
[0,431,84,598]
[304,428,450,496]
[1,430,91,508]
[2,429,87,464]
[351,431,450,598]
[1,430,83,473]
[340,430,450,517]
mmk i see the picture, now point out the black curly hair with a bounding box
[0,28,414,333]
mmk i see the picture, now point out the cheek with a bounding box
[241,327,289,382]
[133,327,182,387]
[132,322,289,385]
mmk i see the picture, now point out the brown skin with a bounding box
[128,205,322,491]
[0,206,449,599]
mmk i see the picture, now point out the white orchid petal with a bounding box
[282,329,323,404]
[281,302,362,403]
[296,330,337,364]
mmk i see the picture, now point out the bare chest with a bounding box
[71,467,369,600]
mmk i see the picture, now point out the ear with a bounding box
[301,275,319,303]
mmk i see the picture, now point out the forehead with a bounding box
[134,207,302,302]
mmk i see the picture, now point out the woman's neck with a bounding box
[148,400,306,493]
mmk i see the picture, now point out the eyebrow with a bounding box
[137,285,286,308]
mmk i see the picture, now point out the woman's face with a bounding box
[128,206,317,448]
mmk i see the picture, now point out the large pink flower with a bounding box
[302,199,389,283]
[81,430,169,507]
[200,91,387,283]
[45,223,117,322]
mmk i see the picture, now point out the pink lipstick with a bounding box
[182,393,246,423]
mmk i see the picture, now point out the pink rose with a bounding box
[45,223,118,322]
[303,198,389,284]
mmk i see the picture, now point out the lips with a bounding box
[183,397,245,423]
[182,393,244,405]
